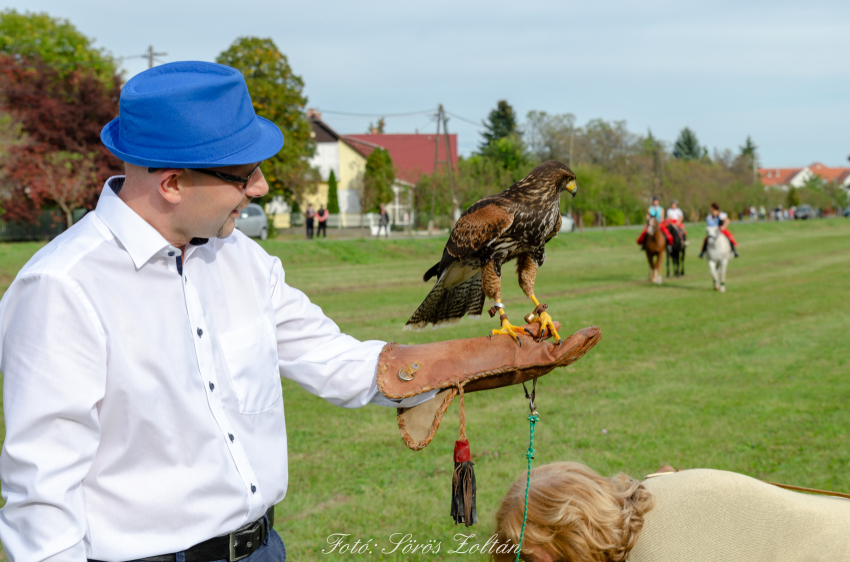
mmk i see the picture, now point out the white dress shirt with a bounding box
[0,177,430,561]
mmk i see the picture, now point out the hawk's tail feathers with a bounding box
[404,271,485,331]
[423,261,441,282]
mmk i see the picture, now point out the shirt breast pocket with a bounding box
[219,318,282,414]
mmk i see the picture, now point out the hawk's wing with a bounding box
[445,199,514,260]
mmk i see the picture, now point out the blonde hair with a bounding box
[493,462,654,562]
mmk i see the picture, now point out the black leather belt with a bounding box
[138,507,275,562]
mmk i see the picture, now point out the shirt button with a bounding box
[197,328,203,338]
[209,382,215,391]
[251,484,257,493]
[229,433,234,442]
[167,251,175,257]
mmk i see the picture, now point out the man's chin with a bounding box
[216,218,237,239]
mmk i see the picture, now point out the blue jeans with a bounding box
[89,528,286,562]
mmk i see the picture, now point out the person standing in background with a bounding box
[377,203,390,237]
[316,206,328,238]
[305,203,315,239]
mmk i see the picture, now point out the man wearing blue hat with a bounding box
[0,61,578,561]
[0,61,359,562]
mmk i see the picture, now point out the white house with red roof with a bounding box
[344,133,458,185]
[343,132,458,227]
[305,110,459,227]
[759,163,850,191]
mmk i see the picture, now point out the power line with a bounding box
[445,111,482,128]
[319,108,436,118]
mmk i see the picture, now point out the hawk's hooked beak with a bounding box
[565,179,578,198]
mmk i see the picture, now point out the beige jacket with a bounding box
[629,469,850,561]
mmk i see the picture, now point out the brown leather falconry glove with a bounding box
[377,324,601,451]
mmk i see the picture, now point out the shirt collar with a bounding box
[96,176,179,269]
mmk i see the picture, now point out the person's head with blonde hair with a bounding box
[493,462,654,562]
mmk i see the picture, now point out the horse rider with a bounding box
[699,202,739,258]
[637,196,673,250]
[665,199,687,245]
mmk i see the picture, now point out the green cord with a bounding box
[515,412,539,562]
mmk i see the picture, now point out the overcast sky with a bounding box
[11,0,850,166]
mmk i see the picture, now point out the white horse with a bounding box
[705,226,732,292]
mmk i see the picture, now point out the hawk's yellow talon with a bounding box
[534,310,562,344]
[490,320,524,346]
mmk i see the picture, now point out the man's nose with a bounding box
[247,169,269,198]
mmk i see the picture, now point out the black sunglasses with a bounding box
[148,164,262,190]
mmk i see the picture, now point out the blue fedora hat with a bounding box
[101,61,283,168]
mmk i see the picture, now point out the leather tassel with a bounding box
[450,383,477,526]
[451,439,478,526]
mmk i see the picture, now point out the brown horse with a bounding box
[644,217,666,284]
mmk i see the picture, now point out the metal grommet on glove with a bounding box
[398,362,421,382]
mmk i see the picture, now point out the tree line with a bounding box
[415,102,847,229]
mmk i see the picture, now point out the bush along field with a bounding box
[0,218,848,560]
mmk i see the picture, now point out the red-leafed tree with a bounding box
[0,54,123,223]
[31,151,97,228]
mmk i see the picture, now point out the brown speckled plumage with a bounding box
[405,160,577,330]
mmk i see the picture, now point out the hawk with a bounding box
[405,160,577,344]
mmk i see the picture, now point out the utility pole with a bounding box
[428,104,456,234]
[441,108,458,225]
[753,153,758,185]
[146,45,168,69]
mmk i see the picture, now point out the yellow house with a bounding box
[306,112,369,226]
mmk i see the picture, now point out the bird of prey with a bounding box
[405,160,577,344]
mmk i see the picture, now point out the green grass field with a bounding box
[1,219,849,560]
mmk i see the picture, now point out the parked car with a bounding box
[234,203,269,240]
[559,214,576,233]
[794,204,815,220]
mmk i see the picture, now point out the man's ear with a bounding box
[157,169,187,204]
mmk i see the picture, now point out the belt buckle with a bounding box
[228,527,252,562]
[229,514,267,562]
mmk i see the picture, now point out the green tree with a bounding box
[480,100,518,150]
[217,37,316,206]
[641,129,665,185]
[786,186,801,208]
[360,148,395,213]
[739,136,757,159]
[672,127,705,161]
[525,110,576,164]
[0,10,118,91]
[480,134,530,171]
[327,169,340,214]
[577,119,638,170]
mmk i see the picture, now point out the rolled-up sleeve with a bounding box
[0,274,107,562]
[270,259,435,409]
